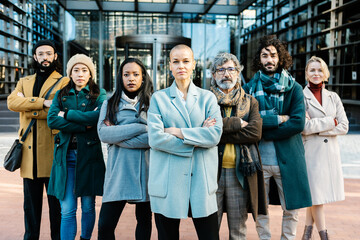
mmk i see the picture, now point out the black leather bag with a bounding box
[3,76,64,172]
[4,139,24,171]
[3,119,35,172]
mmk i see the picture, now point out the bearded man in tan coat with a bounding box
[7,39,69,240]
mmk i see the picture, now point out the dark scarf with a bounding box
[210,83,261,176]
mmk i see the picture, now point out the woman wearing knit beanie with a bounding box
[97,58,153,240]
[47,54,107,240]
[301,56,349,240]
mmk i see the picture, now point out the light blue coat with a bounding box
[98,98,149,203]
[148,82,223,219]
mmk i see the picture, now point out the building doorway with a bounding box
[115,34,191,90]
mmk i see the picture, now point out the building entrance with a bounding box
[115,34,191,90]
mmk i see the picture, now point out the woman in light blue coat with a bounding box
[147,45,223,240]
[97,58,153,240]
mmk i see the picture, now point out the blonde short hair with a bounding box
[305,56,330,82]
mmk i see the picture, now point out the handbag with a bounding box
[3,119,36,171]
[3,76,64,172]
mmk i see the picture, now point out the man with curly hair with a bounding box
[243,35,312,240]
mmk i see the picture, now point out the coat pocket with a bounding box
[202,147,218,195]
[53,135,66,166]
[148,150,169,198]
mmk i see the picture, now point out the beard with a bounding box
[261,63,279,75]
[35,59,56,72]
[216,78,236,90]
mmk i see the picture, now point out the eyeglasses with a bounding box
[215,67,237,75]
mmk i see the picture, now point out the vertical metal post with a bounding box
[99,11,104,88]
[153,38,157,90]
[62,8,67,76]
[202,18,207,89]
[114,38,117,90]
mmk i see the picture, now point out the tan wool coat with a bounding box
[302,86,349,205]
[7,71,69,179]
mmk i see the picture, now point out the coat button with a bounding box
[191,173,193,176]
[62,98,66,102]
[87,141,91,145]
[28,146,31,149]
[82,103,86,107]
[86,95,90,99]
[324,139,328,143]
[64,107,68,111]
[33,112,37,116]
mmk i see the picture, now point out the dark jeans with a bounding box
[23,177,61,240]
[154,211,219,240]
[98,201,152,240]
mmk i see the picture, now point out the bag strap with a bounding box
[20,76,64,143]
[44,76,64,100]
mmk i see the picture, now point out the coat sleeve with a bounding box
[115,133,149,149]
[7,78,45,113]
[262,83,305,141]
[97,100,148,144]
[319,93,349,136]
[22,78,70,120]
[148,93,195,157]
[47,91,86,133]
[181,93,223,148]
[66,89,107,126]
[220,97,262,144]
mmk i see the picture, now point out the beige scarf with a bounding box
[210,83,251,120]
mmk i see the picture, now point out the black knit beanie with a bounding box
[32,39,56,54]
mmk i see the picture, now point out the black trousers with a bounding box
[23,177,61,240]
[154,211,219,240]
[98,201,152,240]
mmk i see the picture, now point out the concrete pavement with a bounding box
[1,132,359,239]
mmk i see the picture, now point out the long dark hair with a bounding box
[252,35,293,72]
[57,66,100,106]
[106,58,153,125]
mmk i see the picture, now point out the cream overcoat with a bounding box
[302,86,349,205]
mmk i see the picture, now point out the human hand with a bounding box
[43,100,52,107]
[104,120,113,126]
[58,111,65,117]
[280,115,290,124]
[17,92,24,97]
[202,117,216,128]
[165,127,184,139]
[241,119,248,128]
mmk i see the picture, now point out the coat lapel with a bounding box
[170,82,192,127]
[185,82,198,116]
[321,88,331,114]
[23,74,36,97]
[304,86,326,115]
[39,71,62,98]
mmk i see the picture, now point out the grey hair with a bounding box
[210,52,244,86]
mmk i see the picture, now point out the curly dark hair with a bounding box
[106,58,154,125]
[252,35,292,72]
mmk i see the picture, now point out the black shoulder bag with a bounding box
[3,77,64,172]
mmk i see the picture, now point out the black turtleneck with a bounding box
[33,64,55,97]
[123,88,140,99]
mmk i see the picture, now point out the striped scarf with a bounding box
[247,70,295,116]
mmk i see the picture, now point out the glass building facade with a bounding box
[1,0,359,129]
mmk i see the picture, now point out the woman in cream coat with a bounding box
[301,56,349,240]
[147,44,222,240]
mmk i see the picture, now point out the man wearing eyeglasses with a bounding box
[243,35,312,240]
[209,53,267,240]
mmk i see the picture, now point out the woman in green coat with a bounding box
[47,54,106,240]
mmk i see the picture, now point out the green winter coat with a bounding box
[243,81,312,210]
[47,86,106,200]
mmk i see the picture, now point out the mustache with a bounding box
[221,78,233,82]
[265,63,275,67]
[41,60,50,64]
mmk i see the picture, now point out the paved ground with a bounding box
[0,132,359,239]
